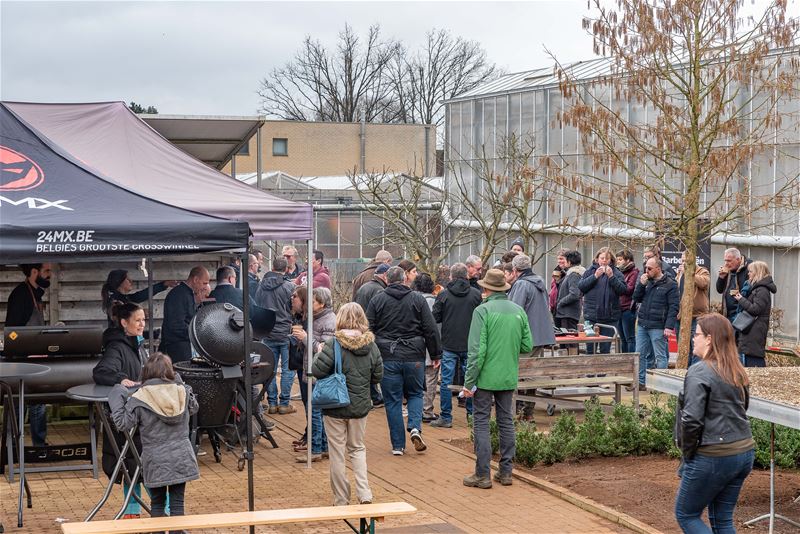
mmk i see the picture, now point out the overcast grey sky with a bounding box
[1,1,595,116]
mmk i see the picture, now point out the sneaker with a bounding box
[493,471,513,486]
[429,418,452,428]
[409,429,427,452]
[295,453,322,463]
[359,500,372,505]
[463,474,492,489]
[321,451,329,459]
[197,449,207,457]
[267,405,279,414]
[422,413,438,423]
[402,407,408,417]
[391,448,405,456]
[122,514,141,519]
[639,384,648,392]
[291,393,302,400]
[371,398,384,408]
[278,404,297,415]
[262,419,275,430]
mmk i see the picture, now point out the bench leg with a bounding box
[614,384,621,404]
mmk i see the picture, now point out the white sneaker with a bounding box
[402,407,408,417]
[391,448,404,456]
[410,428,427,452]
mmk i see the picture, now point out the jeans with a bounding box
[299,375,327,452]
[264,340,294,406]
[439,350,473,423]
[28,404,48,446]
[617,310,637,353]
[473,389,515,478]
[151,482,186,520]
[381,360,424,451]
[675,318,699,366]
[585,341,611,354]
[636,326,668,385]
[675,449,754,533]
[743,355,766,367]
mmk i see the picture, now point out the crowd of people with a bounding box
[2,241,777,522]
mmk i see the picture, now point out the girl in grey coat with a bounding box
[109,352,199,521]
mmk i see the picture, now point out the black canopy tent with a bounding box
[1,102,316,524]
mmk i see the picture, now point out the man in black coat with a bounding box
[632,258,679,389]
[159,266,210,363]
[5,263,53,446]
[367,266,441,455]
[210,266,252,311]
[246,254,260,302]
[354,263,390,312]
[715,247,753,323]
[430,263,482,428]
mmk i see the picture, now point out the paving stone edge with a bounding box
[436,439,665,534]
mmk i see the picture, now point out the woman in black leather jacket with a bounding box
[674,313,754,533]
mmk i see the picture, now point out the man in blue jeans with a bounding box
[633,257,679,389]
[431,263,482,428]
[256,256,297,414]
[367,265,441,456]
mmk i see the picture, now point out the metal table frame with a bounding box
[0,362,50,528]
[647,370,800,534]
[66,384,151,521]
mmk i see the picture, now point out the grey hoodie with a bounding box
[556,265,586,321]
[109,378,199,488]
[508,270,556,347]
[255,271,295,341]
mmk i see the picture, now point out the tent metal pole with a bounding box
[306,239,314,469]
[256,126,262,190]
[242,251,255,533]
[147,258,154,354]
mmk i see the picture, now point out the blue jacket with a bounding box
[577,263,628,323]
[632,275,679,330]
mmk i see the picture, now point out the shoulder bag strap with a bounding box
[334,338,343,374]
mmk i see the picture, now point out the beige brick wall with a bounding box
[224,120,436,177]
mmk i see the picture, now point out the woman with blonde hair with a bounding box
[674,313,753,533]
[732,261,776,367]
[577,246,627,353]
[312,302,383,505]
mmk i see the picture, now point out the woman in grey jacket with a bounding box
[109,352,199,521]
[674,313,753,533]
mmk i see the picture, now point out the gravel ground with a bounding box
[659,366,800,407]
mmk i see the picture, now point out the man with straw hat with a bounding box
[461,269,532,489]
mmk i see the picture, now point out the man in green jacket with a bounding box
[462,269,533,489]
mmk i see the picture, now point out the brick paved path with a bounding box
[1,400,629,533]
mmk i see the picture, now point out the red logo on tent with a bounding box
[0,146,45,191]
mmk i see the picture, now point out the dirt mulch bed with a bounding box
[451,439,800,534]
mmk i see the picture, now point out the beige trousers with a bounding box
[323,416,372,506]
[423,364,439,417]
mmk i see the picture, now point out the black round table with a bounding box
[65,383,149,521]
[0,362,50,528]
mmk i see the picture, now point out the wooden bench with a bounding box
[515,353,640,414]
[60,502,417,534]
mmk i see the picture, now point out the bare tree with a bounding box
[347,167,469,274]
[258,24,400,122]
[552,0,799,367]
[389,29,499,132]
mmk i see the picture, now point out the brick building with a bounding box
[224,120,436,177]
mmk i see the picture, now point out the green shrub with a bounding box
[750,418,800,469]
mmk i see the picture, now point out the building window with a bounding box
[237,142,250,156]
[272,138,288,156]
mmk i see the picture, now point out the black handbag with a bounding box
[288,337,304,371]
[731,310,756,333]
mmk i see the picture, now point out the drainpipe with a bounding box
[359,110,366,174]
[424,125,431,177]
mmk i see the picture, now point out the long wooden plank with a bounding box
[517,376,634,389]
[61,502,417,534]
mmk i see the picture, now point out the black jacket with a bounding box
[632,275,679,330]
[432,279,483,352]
[366,283,441,362]
[159,282,196,363]
[354,277,386,313]
[255,272,295,341]
[209,283,254,313]
[736,276,777,359]
[555,265,585,321]
[5,281,44,326]
[675,360,752,459]
[93,327,147,481]
[469,277,480,291]
[247,272,259,301]
[94,328,147,386]
[105,282,169,326]
[716,258,753,319]
[578,263,628,323]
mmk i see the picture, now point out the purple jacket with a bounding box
[618,264,640,311]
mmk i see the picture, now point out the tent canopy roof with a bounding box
[141,114,264,170]
[4,102,312,241]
